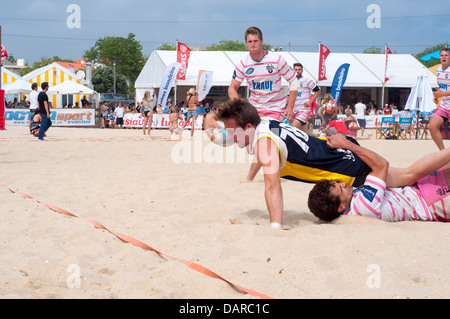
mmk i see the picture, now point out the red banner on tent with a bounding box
[176,42,191,80]
[384,46,392,82]
[318,43,330,81]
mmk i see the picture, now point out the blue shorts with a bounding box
[357,118,366,129]
[186,110,198,118]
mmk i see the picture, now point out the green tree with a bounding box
[415,43,448,68]
[83,33,145,86]
[363,46,383,54]
[20,56,73,76]
[206,40,247,51]
[157,43,176,50]
[91,66,128,94]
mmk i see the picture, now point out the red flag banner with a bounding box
[318,43,330,81]
[0,45,7,58]
[384,46,392,82]
[176,42,191,80]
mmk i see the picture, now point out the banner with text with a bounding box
[158,62,181,108]
[196,70,213,101]
[330,63,350,106]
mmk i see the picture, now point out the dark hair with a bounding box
[293,63,303,68]
[245,26,263,41]
[217,98,261,128]
[31,83,38,90]
[41,82,49,90]
[307,179,342,222]
[441,47,450,54]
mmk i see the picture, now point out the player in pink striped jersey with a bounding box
[429,47,450,150]
[228,26,298,123]
[308,133,450,223]
[291,63,321,134]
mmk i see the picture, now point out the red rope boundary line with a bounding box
[0,183,273,299]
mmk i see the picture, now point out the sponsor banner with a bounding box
[384,46,392,82]
[197,70,213,101]
[318,43,330,81]
[176,42,191,80]
[5,108,95,126]
[157,62,181,108]
[330,63,350,106]
[124,113,203,129]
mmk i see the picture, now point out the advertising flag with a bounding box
[196,70,213,101]
[318,43,330,81]
[157,62,182,108]
[330,63,350,106]
[384,46,392,82]
[1,45,7,66]
[177,42,191,80]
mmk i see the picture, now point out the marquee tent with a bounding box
[1,67,22,85]
[21,62,89,108]
[135,50,438,105]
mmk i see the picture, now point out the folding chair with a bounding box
[396,117,413,140]
[376,116,396,139]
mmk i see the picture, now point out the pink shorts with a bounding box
[258,110,283,121]
[416,168,450,221]
[434,107,450,121]
[294,108,312,125]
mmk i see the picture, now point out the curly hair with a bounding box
[308,179,342,222]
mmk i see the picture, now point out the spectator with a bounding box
[114,103,124,129]
[354,98,367,137]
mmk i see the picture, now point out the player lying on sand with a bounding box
[204,98,446,228]
[308,133,450,223]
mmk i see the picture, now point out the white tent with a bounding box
[135,50,439,105]
[47,80,96,95]
[2,79,33,94]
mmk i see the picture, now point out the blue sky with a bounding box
[1,0,449,64]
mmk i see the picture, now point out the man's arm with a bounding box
[326,134,389,181]
[44,100,50,117]
[255,137,283,227]
[228,79,241,101]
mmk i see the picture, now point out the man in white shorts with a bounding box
[429,47,450,150]
[29,83,39,129]
[227,26,298,123]
[354,98,366,137]
[291,63,321,133]
[308,133,450,223]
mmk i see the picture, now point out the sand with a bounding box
[0,125,449,299]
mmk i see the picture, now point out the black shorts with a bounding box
[144,111,152,116]
[116,117,123,125]
[352,161,372,187]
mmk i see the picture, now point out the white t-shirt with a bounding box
[437,65,450,109]
[30,90,39,111]
[354,102,366,119]
[115,107,124,118]
[233,50,297,113]
[348,175,432,222]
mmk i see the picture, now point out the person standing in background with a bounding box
[37,82,51,141]
[354,98,367,137]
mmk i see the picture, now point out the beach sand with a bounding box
[1,125,449,299]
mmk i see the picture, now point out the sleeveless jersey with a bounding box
[294,76,317,111]
[437,65,450,109]
[232,50,297,113]
[250,118,366,186]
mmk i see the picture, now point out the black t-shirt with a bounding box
[38,92,49,114]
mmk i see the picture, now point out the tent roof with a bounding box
[2,79,33,94]
[1,67,22,84]
[47,80,96,95]
[135,50,438,90]
[21,62,81,82]
[420,45,449,61]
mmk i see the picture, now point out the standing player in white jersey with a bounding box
[227,26,298,123]
[429,47,450,150]
[291,63,321,133]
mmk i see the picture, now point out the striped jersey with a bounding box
[437,65,450,109]
[250,118,366,186]
[294,76,317,111]
[232,50,297,113]
[348,175,434,222]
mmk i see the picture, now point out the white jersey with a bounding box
[437,65,450,109]
[347,175,432,222]
[233,50,297,113]
[294,76,317,111]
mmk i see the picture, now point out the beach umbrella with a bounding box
[2,79,33,94]
[47,81,96,95]
[405,67,437,139]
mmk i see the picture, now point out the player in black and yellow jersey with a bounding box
[204,98,427,229]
